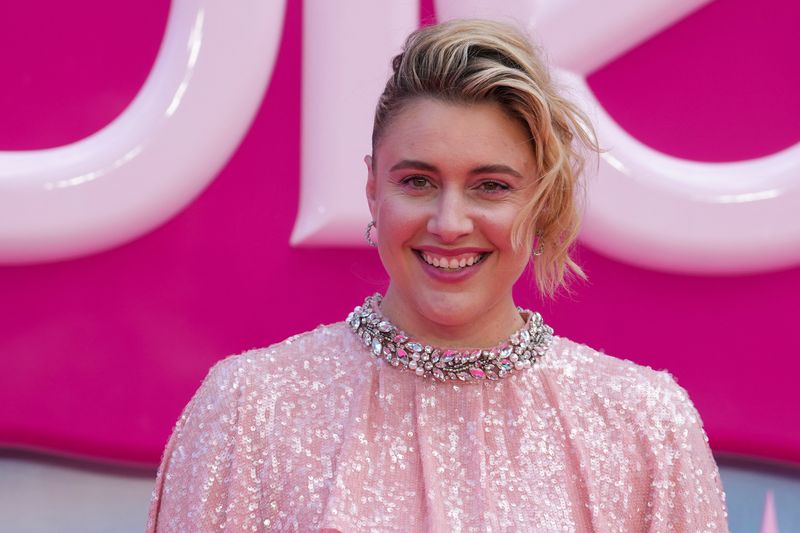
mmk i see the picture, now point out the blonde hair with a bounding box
[372,19,599,298]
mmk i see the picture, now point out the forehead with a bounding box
[375,97,535,173]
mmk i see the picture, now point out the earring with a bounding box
[365,221,377,247]
[533,230,544,256]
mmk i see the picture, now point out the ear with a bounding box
[365,154,377,220]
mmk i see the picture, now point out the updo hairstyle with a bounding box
[371,19,600,298]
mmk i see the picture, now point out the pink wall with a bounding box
[0,0,798,466]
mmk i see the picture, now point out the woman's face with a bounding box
[366,97,538,341]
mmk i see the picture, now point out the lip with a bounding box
[412,248,490,283]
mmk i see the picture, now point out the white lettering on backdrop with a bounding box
[2,0,798,274]
[294,0,800,274]
[0,0,285,263]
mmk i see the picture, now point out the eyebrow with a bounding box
[389,159,524,179]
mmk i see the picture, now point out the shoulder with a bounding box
[149,325,361,530]
[201,320,364,399]
[542,335,699,428]
[216,320,359,370]
[540,340,728,528]
[547,335,686,390]
[545,335,677,384]
[165,321,363,455]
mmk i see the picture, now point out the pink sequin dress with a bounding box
[147,321,729,532]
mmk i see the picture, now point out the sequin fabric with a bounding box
[147,321,729,532]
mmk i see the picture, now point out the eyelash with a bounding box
[401,175,431,189]
[478,181,510,193]
[400,176,511,194]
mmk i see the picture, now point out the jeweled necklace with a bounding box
[346,294,554,383]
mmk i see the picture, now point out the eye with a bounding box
[477,180,510,193]
[401,175,433,189]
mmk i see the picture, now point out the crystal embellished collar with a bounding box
[346,294,554,383]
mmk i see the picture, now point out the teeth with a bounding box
[421,252,484,270]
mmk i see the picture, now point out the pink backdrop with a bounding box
[0,0,798,466]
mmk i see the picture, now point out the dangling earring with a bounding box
[365,221,377,247]
[533,230,544,256]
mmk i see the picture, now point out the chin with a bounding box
[418,292,480,325]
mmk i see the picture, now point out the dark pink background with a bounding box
[0,0,798,467]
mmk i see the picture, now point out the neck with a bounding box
[378,287,525,349]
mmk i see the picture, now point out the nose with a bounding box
[427,188,474,243]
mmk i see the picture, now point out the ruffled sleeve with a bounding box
[643,373,729,532]
[146,356,266,532]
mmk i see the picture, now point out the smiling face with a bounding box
[366,97,538,346]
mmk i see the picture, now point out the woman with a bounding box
[147,19,729,532]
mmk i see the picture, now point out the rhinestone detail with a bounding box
[346,294,554,383]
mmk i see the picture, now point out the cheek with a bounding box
[376,198,424,247]
[480,209,531,270]
[477,207,518,244]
